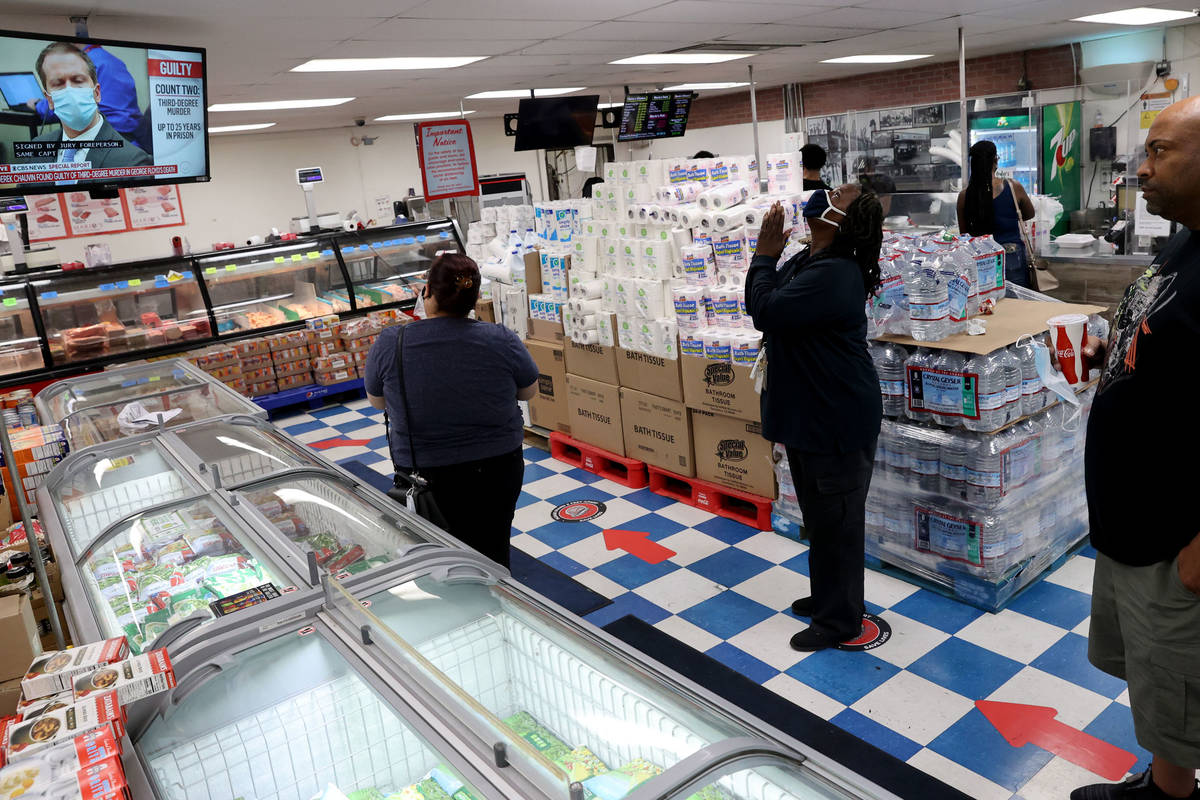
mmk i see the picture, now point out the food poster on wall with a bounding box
[126,185,185,229]
[61,191,128,236]
[24,195,69,240]
[28,186,185,241]
[1042,101,1081,236]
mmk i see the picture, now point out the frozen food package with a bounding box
[33,726,121,774]
[271,345,311,365]
[273,359,313,379]
[314,368,355,386]
[249,380,278,397]
[0,754,128,800]
[22,639,129,700]
[266,330,309,352]
[72,649,175,705]
[276,373,312,391]
[233,338,270,358]
[239,353,273,372]
[582,758,664,800]
[314,353,354,371]
[310,339,344,358]
[4,692,124,761]
[14,690,74,722]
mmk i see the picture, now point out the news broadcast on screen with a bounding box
[0,29,209,195]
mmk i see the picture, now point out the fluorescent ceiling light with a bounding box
[208,98,354,112]
[375,110,477,121]
[292,56,486,72]
[598,102,625,109]
[822,54,932,64]
[610,53,752,65]
[663,82,749,91]
[466,87,584,99]
[210,123,276,133]
[1073,6,1196,24]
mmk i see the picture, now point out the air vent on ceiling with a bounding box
[669,42,789,53]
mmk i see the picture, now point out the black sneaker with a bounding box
[1071,768,1200,799]
[790,596,814,616]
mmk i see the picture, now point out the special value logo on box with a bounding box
[703,363,735,387]
[715,438,748,462]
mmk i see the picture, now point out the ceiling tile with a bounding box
[516,39,681,56]
[305,39,538,57]
[620,1,826,24]
[787,6,952,27]
[852,0,1015,11]
[557,20,758,41]
[354,17,594,40]
[402,0,673,20]
[720,24,876,44]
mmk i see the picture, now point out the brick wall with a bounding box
[686,44,1078,129]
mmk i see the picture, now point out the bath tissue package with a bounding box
[641,242,670,280]
[731,330,763,367]
[680,329,705,358]
[672,285,706,328]
[621,240,642,275]
[700,329,732,362]
[699,181,750,211]
[712,227,748,272]
[710,288,742,328]
[681,244,717,286]
[668,158,690,184]
[687,159,712,185]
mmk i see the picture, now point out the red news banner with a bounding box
[26,185,186,242]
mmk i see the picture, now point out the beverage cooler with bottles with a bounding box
[968,108,1039,196]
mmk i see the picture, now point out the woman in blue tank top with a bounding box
[956,139,1037,288]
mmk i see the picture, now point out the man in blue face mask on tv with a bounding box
[24,42,151,175]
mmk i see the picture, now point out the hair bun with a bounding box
[454,274,474,290]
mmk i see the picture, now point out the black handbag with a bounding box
[384,324,450,529]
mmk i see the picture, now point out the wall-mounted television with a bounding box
[617,92,693,142]
[514,95,599,152]
[0,29,209,197]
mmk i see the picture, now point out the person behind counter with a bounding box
[365,254,539,568]
[800,143,831,191]
[957,139,1035,288]
[746,185,885,652]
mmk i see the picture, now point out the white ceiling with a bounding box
[1,0,1196,133]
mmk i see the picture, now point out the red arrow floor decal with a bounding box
[310,437,372,450]
[976,700,1138,781]
[602,529,676,564]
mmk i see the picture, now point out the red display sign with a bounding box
[414,119,480,202]
[26,185,186,242]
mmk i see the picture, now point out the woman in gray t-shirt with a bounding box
[366,254,538,567]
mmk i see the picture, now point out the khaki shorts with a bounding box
[1090,552,1200,768]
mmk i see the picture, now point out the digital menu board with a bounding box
[617,92,693,142]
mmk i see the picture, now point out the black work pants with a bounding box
[786,442,877,640]
[416,447,524,569]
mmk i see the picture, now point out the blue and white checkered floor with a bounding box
[281,396,1149,800]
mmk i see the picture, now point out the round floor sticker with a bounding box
[836,614,892,652]
[551,500,606,523]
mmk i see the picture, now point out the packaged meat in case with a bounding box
[239,353,272,372]
[345,334,378,354]
[265,330,308,352]
[72,649,175,705]
[22,639,129,700]
[314,367,355,386]
[335,317,379,345]
[314,353,354,372]
[4,691,124,761]
[276,373,312,391]
[273,359,312,380]
[242,366,275,383]
[233,339,270,358]
[192,346,238,371]
[270,345,310,365]
[306,327,337,347]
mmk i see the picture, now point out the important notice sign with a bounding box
[415,120,479,201]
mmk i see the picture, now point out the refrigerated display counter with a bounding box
[35,359,265,449]
[37,414,462,653]
[0,218,461,389]
[117,557,920,800]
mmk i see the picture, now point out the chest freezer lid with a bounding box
[165,415,325,487]
[35,359,209,424]
[72,493,303,656]
[42,436,203,556]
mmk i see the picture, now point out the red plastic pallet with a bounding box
[549,432,649,489]
[647,466,774,531]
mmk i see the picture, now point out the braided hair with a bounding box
[962,140,998,235]
[830,192,884,298]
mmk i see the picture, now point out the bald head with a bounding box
[1138,96,1200,229]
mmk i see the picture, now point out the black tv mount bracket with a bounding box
[504,113,518,136]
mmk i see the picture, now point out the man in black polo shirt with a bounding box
[1072,97,1200,800]
[800,143,831,191]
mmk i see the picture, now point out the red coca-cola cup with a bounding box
[1048,313,1089,384]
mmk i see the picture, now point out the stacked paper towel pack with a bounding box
[465,204,537,265]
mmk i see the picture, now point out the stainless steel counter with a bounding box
[1041,242,1152,266]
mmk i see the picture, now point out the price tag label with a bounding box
[148,375,160,382]
[39,291,57,300]
[225,264,237,272]
[274,256,285,263]
[205,266,216,274]
[2,298,16,307]
[307,251,320,260]
[99,283,115,291]
[116,281,129,289]
[129,279,142,287]
[290,254,303,262]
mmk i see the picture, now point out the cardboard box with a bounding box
[691,409,777,498]
[0,676,20,717]
[525,341,570,434]
[681,356,762,422]
[474,298,496,324]
[527,318,565,345]
[0,595,41,682]
[617,348,684,402]
[566,376,624,456]
[877,298,1106,354]
[565,341,620,385]
[523,250,544,296]
[620,389,694,476]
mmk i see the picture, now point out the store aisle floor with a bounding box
[281,397,1148,800]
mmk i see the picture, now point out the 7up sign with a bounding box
[1042,102,1081,235]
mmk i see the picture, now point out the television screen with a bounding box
[514,95,599,152]
[618,92,692,142]
[0,29,209,197]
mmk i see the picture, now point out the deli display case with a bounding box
[35,359,265,449]
[0,218,463,389]
[195,240,351,336]
[28,259,210,367]
[0,280,46,376]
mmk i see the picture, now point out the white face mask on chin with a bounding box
[414,291,428,319]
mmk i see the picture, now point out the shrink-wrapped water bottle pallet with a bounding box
[865,530,1089,613]
[874,299,1105,355]
[647,466,773,531]
[549,432,649,489]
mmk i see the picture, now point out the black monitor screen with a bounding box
[617,92,692,142]
[514,95,599,152]
[0,28,209,197]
